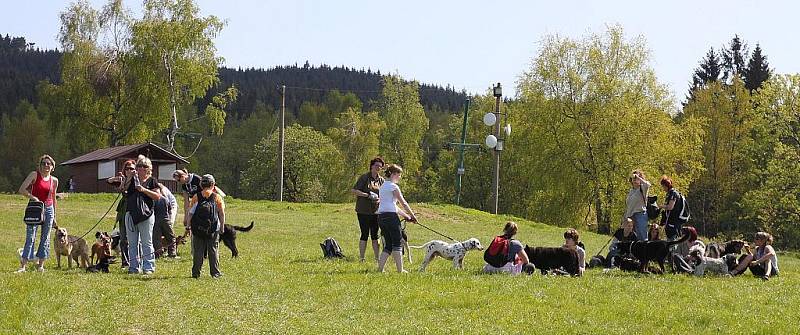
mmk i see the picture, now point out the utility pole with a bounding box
[491,83,502,214]
[278,84,285,202]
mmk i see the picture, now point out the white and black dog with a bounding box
[411,238,483,272]
[690,249,734,276]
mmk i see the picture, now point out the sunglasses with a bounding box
[124,167,135,171]
[40,161,53,166]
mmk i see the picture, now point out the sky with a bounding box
[4,0,800,108]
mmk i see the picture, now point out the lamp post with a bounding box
[483,83,506,214]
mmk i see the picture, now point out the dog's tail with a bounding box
[409,241,432,249]
[666,229,691,247]
[232,221,254,232]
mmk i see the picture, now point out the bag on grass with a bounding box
[321,237,344,258]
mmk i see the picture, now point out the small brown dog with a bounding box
[169,230,189,256]
[91,232,112,265]
[54,227,90,268]
[648,223,661,241]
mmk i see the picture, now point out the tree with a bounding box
[722,35,748,84]
[376,75,429,195]
[131,0,231,153]
[692,48,722,89]
[517,26,703,233]
[743,44,771,92]
[741,74,800,249]
[240,124,346,202]
[327,107,385,185]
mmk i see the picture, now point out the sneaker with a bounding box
[14,267,26,273]
[167,255,180,259]
[143,270,154,275]
[211,273,223,279]
[36,266,45,272]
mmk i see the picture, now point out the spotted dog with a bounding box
[411,238,483,272]
[690,249,733,276]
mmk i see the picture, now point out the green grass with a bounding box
[0,194,798,334]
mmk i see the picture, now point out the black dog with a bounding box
[617,227,691,273]
[219,221,254,258]
[705,240,746,258]
[523,246,580,276]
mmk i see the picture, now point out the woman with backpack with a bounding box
[376,164,417,273]
[482,222,531,275]
[185,174,225,278]
[623,170,651,241]
[123,155,162,275]
[173,169,226,227]
[350,157,384,262]
[658,175,686,241]
[16,154,59,273]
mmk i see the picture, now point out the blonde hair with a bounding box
[37,154,55,174]
[503,221,518,238]
[172,168,188,180]
[136,155,153,177]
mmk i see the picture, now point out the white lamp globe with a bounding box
[483,113,497,126]
[485,135,498,148]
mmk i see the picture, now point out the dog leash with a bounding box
[65,193,122,244]
[412,220,458,242]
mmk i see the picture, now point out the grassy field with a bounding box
[0,194,798,334]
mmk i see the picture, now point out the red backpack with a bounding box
[484,235,511,267]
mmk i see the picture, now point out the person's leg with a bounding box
[368,214,380,261]
[209,233,221,277]
[634,213,648,241]
[731,254,753,275]
[19,224,38,271]
[35,206,55,270]
[125,213,141,273]
[152,219,164,258]
[191,233,206,278]
[376,215,391,272]
[164,221,176,257]
[383,215,405,272]
[141,216,156,273]
[357,214,370,261]
[671,254,693,274]
[117,212,129,267]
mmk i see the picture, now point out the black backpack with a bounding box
[191,193,218,238]
[320,237,344,258]
[669,191,691,223]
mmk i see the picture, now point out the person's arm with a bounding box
[182,192,190,225]
[137,182,161,201]
[351,175,370,198]
[517,248,530,265]
[217,198,226,233]
[18,171,38,201]
[751,246,776,265]
[660,198,676,210]
[169,193,178,224]
[393,188,416,222]
[52,177,59,224]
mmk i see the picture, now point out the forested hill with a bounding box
[1,35,468,120]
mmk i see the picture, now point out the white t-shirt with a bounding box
[377,180,400,214]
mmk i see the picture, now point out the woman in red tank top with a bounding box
[16,154,59,273]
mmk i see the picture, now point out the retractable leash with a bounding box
[410,219,459,242]
[66,193,122,244]
[595,235,614,257]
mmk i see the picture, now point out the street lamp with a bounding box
[483,83,508,214]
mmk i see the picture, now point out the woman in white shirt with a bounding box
[376,164,417,273]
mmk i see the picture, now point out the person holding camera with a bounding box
[123,155,161,275]
[623,169,651,241]
[16,155,59,273]
[351,157,385,262]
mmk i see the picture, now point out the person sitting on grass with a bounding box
[605,218,638,268]
[563,228,585,276]
[670,226,704,274]
[731,232,779,280]
[482,222,533,275]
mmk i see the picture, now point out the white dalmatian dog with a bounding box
[690,249,731,276]
[411,238,483,272]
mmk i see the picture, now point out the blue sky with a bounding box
[4,0,799,108]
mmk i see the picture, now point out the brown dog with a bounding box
[169,230,190,256]
[91,232,112,265]
[54,227,90,268]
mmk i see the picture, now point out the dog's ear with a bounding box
[95,232,101,239]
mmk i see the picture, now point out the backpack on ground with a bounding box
[321,237,344,258]
[191,193,218,238]
[484,235,511,268]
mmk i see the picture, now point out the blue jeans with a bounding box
[125,213,156,273]
[632,212,648,241]
[21,205,54,261]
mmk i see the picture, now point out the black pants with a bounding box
[192,233,220,278]
[357,213,380,241]
[153,218,176,257]
[116,211,129,266]
[378,213,403,253]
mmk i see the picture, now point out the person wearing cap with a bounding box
[185,174,225,278]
